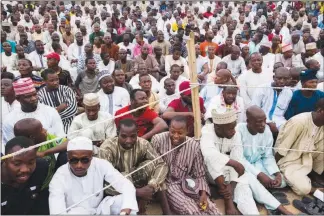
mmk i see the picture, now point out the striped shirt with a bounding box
[38,85,77,133]
[14,74,45,91]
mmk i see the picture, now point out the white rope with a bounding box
[190,82,322,91]
[2,80,322,160]
[57,137,196,215]
[215,142,324,154]
[0,86,198,160]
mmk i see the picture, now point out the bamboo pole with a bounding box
[187,32,202,139]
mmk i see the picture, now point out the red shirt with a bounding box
[168,97,205,137]
[115,106,158,137]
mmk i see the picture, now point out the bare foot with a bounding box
[225,199,241,215]
[277,205,292,215]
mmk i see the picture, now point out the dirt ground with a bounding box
[146,188,305,215]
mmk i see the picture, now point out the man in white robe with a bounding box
[2,78,65,144]
[97,73,130,115]
[68,93,116,145]
[252,67,293,131]
[259,40,276,72]
[237,106,286,188]
[200,109,291,215]
[49,136,138,214]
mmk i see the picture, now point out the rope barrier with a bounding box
[2,80,323,160]
[57,137,196,215]
[190,82,323,91]
[0,85,198,160]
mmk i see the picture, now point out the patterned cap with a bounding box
[13,78,36,96]
[212,109,237,125]
[305,42,317,50]
[282,44,293,53]
[83,93,100,106]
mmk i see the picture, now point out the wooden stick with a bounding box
[187,32,202,139]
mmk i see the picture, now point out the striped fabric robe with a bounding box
[38,85,78,133]
[151,132,220,215]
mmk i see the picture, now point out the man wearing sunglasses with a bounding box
[49,136,138,215]
[99,118,171,215]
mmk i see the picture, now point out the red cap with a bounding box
[179,81,191,96]
[45,52,60,61]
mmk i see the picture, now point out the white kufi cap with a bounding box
[67,137,93,151]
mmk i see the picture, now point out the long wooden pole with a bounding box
[187,32,202,139]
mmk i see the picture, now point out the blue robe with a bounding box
[284,90,324,120]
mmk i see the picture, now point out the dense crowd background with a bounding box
[1,1,324,215]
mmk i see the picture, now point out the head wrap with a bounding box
[45,52,60,61]
[282,44,293,53]
[179,81,191,96]
[300,69,318,82]
[212,109,237,125]
[83,93,100,106]
[67,137,93,151]
[305,42,317,50]
[13,78,36,96]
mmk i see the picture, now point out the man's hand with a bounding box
[228,159,245,177]
[120,209,131,215]
[56,103,68,112]
[199,190,208,211]
[1,66,7,72]
[136,185,154,200]
[197,74,205,81]
[271,172,282,188]
[267,122,278,134]
[257,172,273,188]
[219,184,232,199]
[37,151,46,158]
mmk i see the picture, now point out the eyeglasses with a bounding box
[68,157,91,165]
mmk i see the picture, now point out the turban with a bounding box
[212,109,237,125]
[13,78,36,96]
[83,93,100,106]
[67,137,93,151]
[300,69,318,82]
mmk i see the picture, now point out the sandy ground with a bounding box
[146,188,304,215]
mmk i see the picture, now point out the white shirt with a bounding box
[205,56,223,83]
[158,91,179,113]
[68,111,116,141]
[2,103,65,144]
[1,53,18,72]
[200,85,223,109]
[238,69,274,108]
[117,42,135,60]
[251,83,293,129]
[67,43,85,61]
[222,55,247,77]
[262,53,276,71]
[129,74,161,93]
[98,61,115,75]
[97,88,130,115]
[200,123,245,180]
[29,51,47,68]
[159,75,189,94]
[164,55,190,79]
[1,97,20,118]
[205,94,245,122]
[49,157,138,215]
[312,52,324,79]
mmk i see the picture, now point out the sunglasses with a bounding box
[68,157,91,165]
